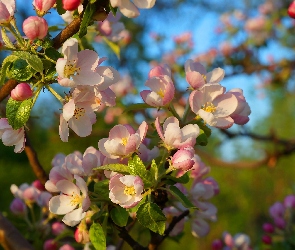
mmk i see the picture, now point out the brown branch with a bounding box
[24,131,48,185]
[0,79,18,103]
[115,225,147,250]
[0,212,34,250]
[148,210,190,250]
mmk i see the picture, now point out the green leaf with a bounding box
[89,0,97,3]
[45,48,62,61]
[137,202,166,235]
[196,129,208,146]
[168,185,196,209]
[150,160,158,181]
[89,223,106,250]
[13,51,43,73]
[78,3,96,38]
[128,156,155,188]
[8,59,35,81]
[166,172,190,184]
[93,180,110,201]
[123,103,154,113]
[93,164,130,174]
[103,37,120,59]
[0,55,18,85]
[110,206,129,227]
[6,98,33,129]
[56,0,66,15]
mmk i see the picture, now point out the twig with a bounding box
[148,210,190,250]
[24,131,48,185]
[0,212,34,250]
[115,225,147,250]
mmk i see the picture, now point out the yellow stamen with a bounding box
[202,102,216,113]
[70,193,83,206]
[124,186,136,196]
[64,60,80,78]
[121,137,128,146]
[156,88,165,98]
[73,107,85,120]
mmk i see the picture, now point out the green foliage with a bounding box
[123,103,154,113]
[128,155,156,188]
[103,37,121,59]
[0,55,17,85]
[137,202,166,235]
[56,0,66,15]
[167,185,196,209]
[8,59,36,81]
[78,3,97,38]
[6,98,33,129]
[94,164,130,174]
[110,206,129,227]
[89,222,106,250]
[12,51,43,73]
[93,179,110,201]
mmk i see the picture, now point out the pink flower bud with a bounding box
[148,64,171,78]
[274,217,286,229]
[32,180,45,191]
[62,0,81,11]
[262,235,272,245]
[33,0,56,16]
[269,202,285,219]
[10,198,27,216]
[284,195,295,208]
[22,16,48,40]
[262,223,274,233]
[10,83,33,101]
[288,2,295,19]
[171,148,195,172]
[74,228,90,244]
[51,222,66,236]
[43,239,58,250]
[212,239,223,250]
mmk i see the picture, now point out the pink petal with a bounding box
[213,93,238,117]
[49,195,76,214]
[68,116,93,137]
[206,68,225,83]
[59,115,69,142]
[117,0,140,18]
[72,71,103,86]
[109,125,129,139]
[77,50,99,71]
[56,180,80,196]
[186,71,205,89]
[214,116,234,129]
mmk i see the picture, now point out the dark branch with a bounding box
[115,225,147,250]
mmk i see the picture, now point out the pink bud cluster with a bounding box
[212,232,252,250]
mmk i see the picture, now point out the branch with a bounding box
[0,79,18,103]
[148,210,190,250]
[0,212,34,250]
[115,225,147,250]
[24,131,48,185]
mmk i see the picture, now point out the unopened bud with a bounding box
[62,0,81,11]
[288,2,295,19]
[51,221,66,236]
[43,239,58,250]
[11,83,33,101]
[10,198,27,216]
[22,16,48,40]
[33,0,56,16]
[262,223,274,233]
[262,235,272,245]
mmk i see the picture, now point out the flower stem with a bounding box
[46,85,64,103]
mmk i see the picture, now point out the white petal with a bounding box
[62,207,86,227]
[49,195,76,215]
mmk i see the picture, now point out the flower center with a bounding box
[64,60,80,78]
[202,102,216,113]
[70,193,83,206]
[124,186,136,196]
[74,107,85,120]
[156,88,165,98]
[202,74,207,82]
[121,137,128,146]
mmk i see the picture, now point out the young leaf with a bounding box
[78,3,96,38]
[123,103,154,114]
[89,223,106,250]
[110,206,129,227]
[128,156,155,188]
[93,180,110,201]
[0,55,18,85]
[168,185,196,209]
[6,98,33,130]
[166,172,189,184]
[94,164,130,174]
[8,59,35,81]
[13,51,43,73]
[137,202,166,235]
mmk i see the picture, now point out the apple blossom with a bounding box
[171,148,195,175]
[56,38,103,87]
[98,121,148,159]
[0,0,15,25]
[211,239,223,250]
[155,116,200,150]
[148,64,171,78]
[228,88,251,125]
[43,239,58,250]
[22,16,48,40]
[189,84,239,128]
[262,223,274,233]
[262,235,272,245]
[33,0,56,16]
[110,0,156,18]
[51,222,66,236]
[269,202,285,219]
[284,194,295,208]
[140,74,175,107]
[0,118,25,153]
[163,206,186,236]
[49,175,91,226]
[109,174,144,208]
[185,59,224,89]
[10,83,33,101]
